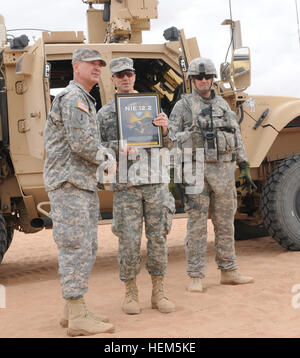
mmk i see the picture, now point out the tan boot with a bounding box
[122,278,141,315]
[186,277,203,292]
[220,270,254,285]
[60,301,109,328]
[151,276,175,313]
[66,298,114,336]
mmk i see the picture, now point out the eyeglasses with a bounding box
[114,71,135,79]
[193,74,214,81]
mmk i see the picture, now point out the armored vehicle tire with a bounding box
[0,214,14,263]
[261,154,300,251]
[234,220,268,240]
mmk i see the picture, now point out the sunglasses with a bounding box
[193,74,214,81]
[114,71,135,79]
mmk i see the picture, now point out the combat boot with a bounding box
[59,301,109,328]
[186,277,203,292]
[66,298,115,336]
[220,269,254,285]
[122,278,141,315]
[151,275,175,313]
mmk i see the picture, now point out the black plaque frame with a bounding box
[115,92,163,148]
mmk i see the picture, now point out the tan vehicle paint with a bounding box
[0,0,299,262]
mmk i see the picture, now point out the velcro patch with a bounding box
[77,101,89,114]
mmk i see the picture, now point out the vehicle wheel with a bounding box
[0,214,14,263]
[261,154,300,250]
[234,220,268,240]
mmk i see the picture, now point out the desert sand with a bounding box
[0,217,300,339]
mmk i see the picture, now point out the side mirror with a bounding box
[220,62,231,82]
[232,47,251,90]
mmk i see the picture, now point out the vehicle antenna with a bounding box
[229,0,233,20]
[224,0,234,62]
[295,0,300,48]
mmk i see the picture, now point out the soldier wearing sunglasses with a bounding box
[168,57,255,293]
[97,57,176,316]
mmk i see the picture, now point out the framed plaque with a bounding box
[115,92,163,148]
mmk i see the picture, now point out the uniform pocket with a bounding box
[111,193,124,237]
[111,212,123,237]
[50,200,85,249]
[184,194,202,213]
[163,193,176,235]
[70,108,90,129]
[217,130,235,154]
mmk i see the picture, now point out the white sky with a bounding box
[1,0,300,98]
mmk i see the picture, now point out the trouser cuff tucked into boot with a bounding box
[151,275,175,313]
[122,278,141,315]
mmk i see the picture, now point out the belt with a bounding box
[218,127,236,134]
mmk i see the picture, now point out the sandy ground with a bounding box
[0,216,300,339]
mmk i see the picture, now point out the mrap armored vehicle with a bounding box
[0,0,299,263]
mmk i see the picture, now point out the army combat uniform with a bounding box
[44,80,101,299]
[96,56,175,315]
[97,100,175,282]
[168,88,247,279]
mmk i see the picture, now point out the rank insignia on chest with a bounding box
[77,101,89,114]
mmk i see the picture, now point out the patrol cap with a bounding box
[110,57,135,75]
[72,48,106,66]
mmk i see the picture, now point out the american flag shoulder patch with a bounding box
[77,101,89,114]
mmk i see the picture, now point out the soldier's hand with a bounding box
[152,113,168,136]
[238,161,257,193]
[107,157,117,175]
[120,144,139,156]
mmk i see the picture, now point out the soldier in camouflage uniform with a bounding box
[43,48,114,336]
[168,57,256,293]
[97,57,175,315]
